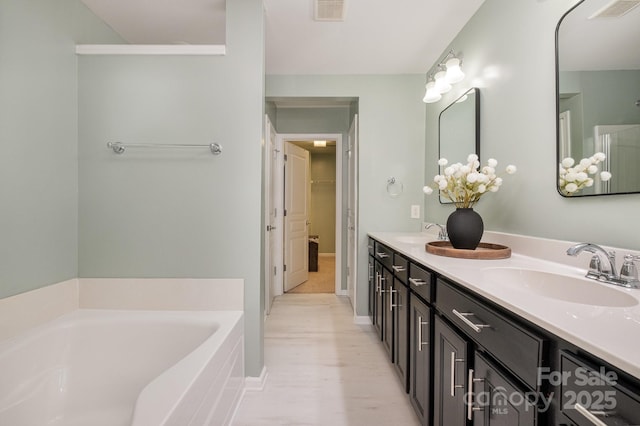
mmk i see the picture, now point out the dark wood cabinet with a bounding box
[433,315,470,426]
[368,235,640,426]
[381,265,393,359]
[471,352,536,426]
[392,277,409,391]
[410,295,431,425]
[368,253,375,323]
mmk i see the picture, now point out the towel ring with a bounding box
[387,177,403,197]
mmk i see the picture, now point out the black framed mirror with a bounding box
[438,87,480,203]
[556,0,640,197]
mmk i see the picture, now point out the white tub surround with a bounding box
[369,230,640,380]
[0,278,245,426]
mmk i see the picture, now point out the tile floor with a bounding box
[232,293,420,426]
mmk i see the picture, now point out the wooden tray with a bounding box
[426,241,511,259]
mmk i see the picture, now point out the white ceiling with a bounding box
[81,0,485,75]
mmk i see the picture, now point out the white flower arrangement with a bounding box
[558,152,611,196]
[423,154,517,208]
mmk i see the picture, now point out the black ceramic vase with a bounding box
[446,208,484,250]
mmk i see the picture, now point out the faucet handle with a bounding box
[620,255,640,284]
[587,255,604,279]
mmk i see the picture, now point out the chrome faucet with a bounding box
[426,223,448,241]
[567,242,639,288]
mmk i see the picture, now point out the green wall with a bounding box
[310,152,337,254]
[424,0,640,250]
[266,75,427,315]
[0,0,121,298]
[77,0,265,376]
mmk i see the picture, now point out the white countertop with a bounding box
[369,231,640,381]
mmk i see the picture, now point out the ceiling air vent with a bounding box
[314,0,346,21]
[589,0,640,18]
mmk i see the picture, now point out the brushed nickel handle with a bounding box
[417,316,428,352]
[452,309,490,333]
[574,404,609,426]
[389,287,398,312]
[392,265,406,273]
[409,277,427,286]
[450,351,464,397]
[376,251,389,259]
[368,264,373,281]
[467,369,485,420]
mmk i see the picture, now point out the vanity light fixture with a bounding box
[422,50,466,103]
[444,56,465,84]
[433,67,452,94]
[423,79,442,103]
[313,140,327,147]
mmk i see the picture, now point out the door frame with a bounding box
[272,133,343,297]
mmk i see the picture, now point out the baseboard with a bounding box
[318,253,336,257]
[244,366,268,391]
[354,315,372,325]
[336,289,348,296]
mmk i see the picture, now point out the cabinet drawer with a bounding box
[437,278,544,390]
[560,352,640,426]
[409,263,433,303]
[392,253,408,284]
[374,241,393,270]
[368,237,375,256]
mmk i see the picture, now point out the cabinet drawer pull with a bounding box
[389,288,397,311]
[450,351,465,397]
[392,265,406,273]
[574,403,610,426]
[452,309,490,333]
[409,277,427,286]
[467,369,485,420]
[376,251,389,258]
[417,316,428,352]
[368,264,373,281]
[375,273,380,293]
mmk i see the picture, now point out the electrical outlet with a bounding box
[411,205,420,219]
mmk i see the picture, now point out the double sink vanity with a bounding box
[368,230,640,426]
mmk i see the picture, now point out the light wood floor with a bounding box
[232,294,420,426]
[288,255,335,294]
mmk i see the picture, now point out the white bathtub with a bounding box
[0,309,244,426]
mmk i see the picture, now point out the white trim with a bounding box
[75,44,226,56]
[318,253,336,257]
[354,315,373,325]
[244,366,268,391]
[336,289,348,296]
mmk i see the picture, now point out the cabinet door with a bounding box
[374,261,384,339]
[434,315,469,426]
[471,352,537,426]
[382,266,394,359]
[368,255,375,322]
[392,279,409,392]
[410,296,431,425]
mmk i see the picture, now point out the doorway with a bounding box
[263,98,359,317]
[286,139,337,294]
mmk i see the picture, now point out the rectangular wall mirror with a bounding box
[556,0,640,196]
[438,87,480,203]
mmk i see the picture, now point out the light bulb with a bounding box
[434,69,452,94]
[423,81,441,103]
[445,57,465,84]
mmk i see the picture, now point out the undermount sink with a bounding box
[482,267,638,308]
[394,235,429,244]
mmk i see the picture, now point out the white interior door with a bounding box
[264,116,280,314]
[347,114,358,308]
[284,143,310,292]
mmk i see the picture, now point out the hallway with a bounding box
[233,294,420,425]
